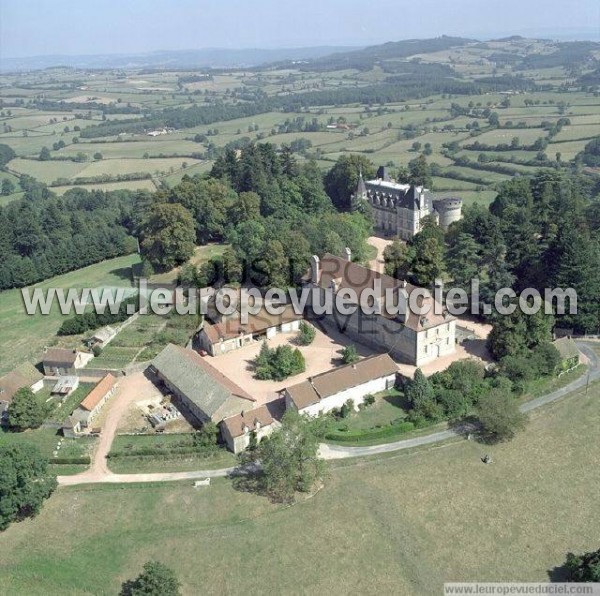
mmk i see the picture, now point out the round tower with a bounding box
[432,197,463,230]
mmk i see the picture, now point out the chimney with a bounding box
[311,255,320,284]
[344,247,352,262]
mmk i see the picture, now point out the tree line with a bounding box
[0,179,138,290]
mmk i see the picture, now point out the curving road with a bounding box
[57,341,598,485]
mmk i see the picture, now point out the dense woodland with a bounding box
[383,167,600,335]
[0,176,137,289]
[137,143,373,288]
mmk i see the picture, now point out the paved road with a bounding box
[57,341,598,485]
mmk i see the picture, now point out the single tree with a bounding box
[476,390,527,442]
[254,410,325,503]
[1,178,15,195]
[411,235,445,287]
[140,203,195,271]
[8,387,46,431]
[383,240,414,280]
[296,321,316,346]
[341,345,359,365]
[120,561,181,596]
[0,443,57,531]
[564,547,600,582]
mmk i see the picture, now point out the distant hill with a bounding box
[273,36,476,71]
[0,46,360,73]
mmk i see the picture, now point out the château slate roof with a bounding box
[363,178,432,212]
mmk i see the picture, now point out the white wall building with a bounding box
[284,354,398,416]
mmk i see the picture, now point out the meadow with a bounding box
[2,51,598,202]
[0,253,140,374]
[0,380,597,594]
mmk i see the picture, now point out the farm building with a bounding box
[62,415,82,439]
[304,251,456,366]
[65,373,118,434]
[150,344,256,424]
[88,326,117,349]
[284,354,398,416]
[42,348,89,376]
[51,376,80,397]
[552,337,580,372]
[220,405,278,454]
[0,363,44,425]
[197,304,302,356]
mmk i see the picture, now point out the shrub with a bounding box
[296,321,316,346]
[364,394,376,406]
[339,399,354,418]
[341,345,359,364]
[253,343,305,381]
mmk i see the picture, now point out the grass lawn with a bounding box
[146,243,229,284]
[90,346,141,370]
[0,382,597,594]
[0,426,96,462]
[0,253,141,375]
[335,388,408,432]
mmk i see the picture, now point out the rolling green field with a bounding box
[0,381,597,594]
[2,43,599,199]
[0,253,140,374]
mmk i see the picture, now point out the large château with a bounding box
[353,166,463,240]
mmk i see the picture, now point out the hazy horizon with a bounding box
[1,0,599,60]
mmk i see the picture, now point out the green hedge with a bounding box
[50,456,91,465]
[325,421,416,443]
[108,446,217,458]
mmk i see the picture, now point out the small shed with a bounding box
[552,337,580,371]
[52,376,80,397]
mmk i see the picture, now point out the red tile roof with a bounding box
[79,374,117,412]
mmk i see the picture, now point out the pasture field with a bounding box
[1,56,598,199]
[0,381,597,594]
[9,156,199,185]
[50,179,157,195]
[0,253,141,375]
[0,425,96,464]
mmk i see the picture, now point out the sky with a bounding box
[1,0,599,58]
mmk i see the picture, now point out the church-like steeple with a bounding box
[356,169,367,198]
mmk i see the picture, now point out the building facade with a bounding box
[198,304,302,357]
[220,405,278,454]
[352,166,462,240]
[305,252,456,366]
[284,354,398,416]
